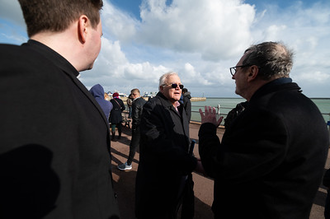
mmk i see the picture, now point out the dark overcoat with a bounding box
[135,92,197,218]
[109,98,125,124]
[0,40,120,219]
[199,79,329,219]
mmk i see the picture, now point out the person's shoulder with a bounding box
[144,96,160,108]
[0,43,28,59]
[150,95,162,103]
[0,43,19,50]
[102,99,111,106]
[0,43,57,79]
[138,97,147,103]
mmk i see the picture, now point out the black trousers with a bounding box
[176,174,194,219]
[127,127,140,165]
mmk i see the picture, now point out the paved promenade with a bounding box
[110,122,329,219]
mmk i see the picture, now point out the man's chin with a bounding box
[87,63,94,70]
[174,96,181,101]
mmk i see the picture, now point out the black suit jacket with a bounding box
[199,78,329,219]
[0,40,120,218]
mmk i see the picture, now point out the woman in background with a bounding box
[109,92,125,141]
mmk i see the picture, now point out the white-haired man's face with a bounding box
[160,74,182,105]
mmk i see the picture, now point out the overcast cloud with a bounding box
[0,0,329,97]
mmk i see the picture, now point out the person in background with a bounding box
[135,72,204,219]
[109,92,125,141]
[127,93,133,118]
[104,92,111,101]
[90,84,113,120]
[0,0,120,218]
[118,88,146,171]
[198,41,329,219]
[181,88,192,123]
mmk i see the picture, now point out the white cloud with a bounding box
[248,1,330,98]
[296,71,330,83]
[135,0,255,61]
[0,0,25,26]
[80,37,171,93]
[71,0,330,97]
[0,0,329,97]
[85,0,258,96]
[101,2,138,43]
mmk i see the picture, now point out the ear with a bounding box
[247,65,259,82]
[78,15,89,44]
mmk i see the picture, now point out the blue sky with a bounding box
[0,0,329,97]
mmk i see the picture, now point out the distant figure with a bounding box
[104,92,111,101]
[127,94,133,118]
[182,88,192,122]
[118,88,146,171]
[135,72,204,219]
[199,42,329,219]
[0,0,120,218]
[109,92,125,141]
[90,84,113,120]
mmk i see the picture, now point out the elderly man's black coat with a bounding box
[199,79,329,219]
[0,40,120,218]
[135,92,197,218]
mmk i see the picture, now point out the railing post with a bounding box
[217,104,221,115]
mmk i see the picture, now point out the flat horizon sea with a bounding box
[191,97,330,124]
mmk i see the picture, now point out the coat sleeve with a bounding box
[198,123,221,178]
[132,100,142,129]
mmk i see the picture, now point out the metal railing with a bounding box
[191,104,330,126]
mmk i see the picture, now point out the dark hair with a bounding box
[18,0,103,37]
[243,42,294,80]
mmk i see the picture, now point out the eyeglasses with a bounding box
[229,65,252,76]
[163,83,184,89]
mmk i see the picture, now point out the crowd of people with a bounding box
[0,0,329,219]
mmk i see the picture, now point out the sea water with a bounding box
[191,97,330,124]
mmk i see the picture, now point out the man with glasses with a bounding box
[198,42,329,219]
[135,72,203,219]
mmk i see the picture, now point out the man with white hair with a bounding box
[135,72,203,219]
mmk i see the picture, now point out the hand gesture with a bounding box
[199,106,223,127]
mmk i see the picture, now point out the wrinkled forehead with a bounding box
[166,74,181,84]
